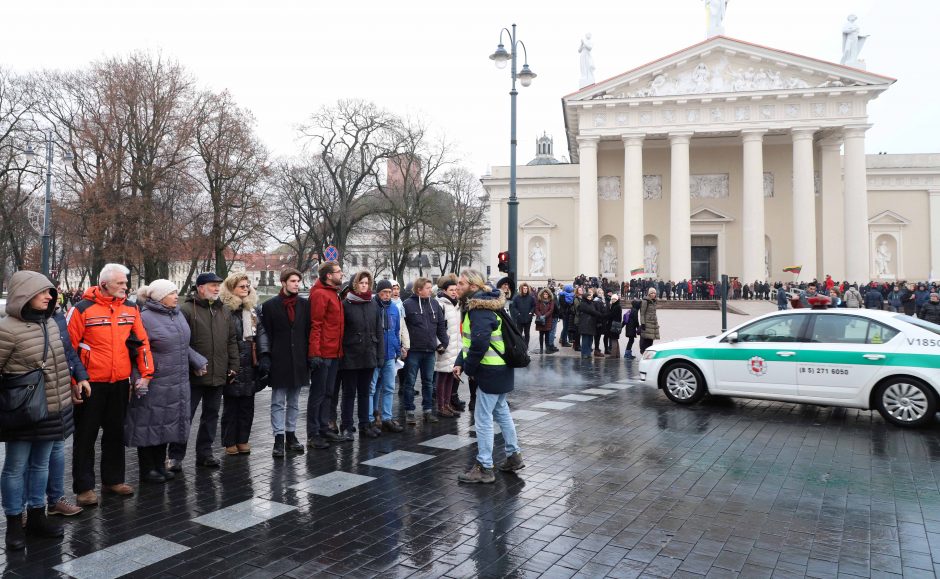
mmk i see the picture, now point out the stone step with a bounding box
[655,300,748,315]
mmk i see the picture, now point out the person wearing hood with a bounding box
[219,274,267,456]
[260,269,311,457]
[576,288,605,359]
[307,261,345,449]
[338,271,384,439]
[533,289,555,355]
[605,294,623,358]
[453,269,523,484]
[622,299,641,359]
[434,275,463,418]
[66,263,152,507]
[509,283,535,349]
[168,272,239,471]
[370,279,408,434]
[1,271,89,549]
[401,277,448,425]
[558,284,575,347]
[496,276,515,312]
[639,287,661,354]
[127,281,208,484]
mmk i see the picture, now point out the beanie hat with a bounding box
[389,279,400,288]
[139,279,178,303]
[375,279,393,293]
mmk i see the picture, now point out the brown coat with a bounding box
[0,271,74,442]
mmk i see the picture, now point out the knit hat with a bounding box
[139,279,178,303]
[389,279,400,288]
[375,279,393,293]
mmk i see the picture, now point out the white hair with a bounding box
[98,263,130,285]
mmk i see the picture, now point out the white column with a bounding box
[489,197,502,275]
[741,130,767,282]
[930,190,940,282]
[791,128,818,279]
[843,125,871,283]
[669,132,693,280]
[622,134,645,279]
[578,136,600,276]
[819,136,845,281]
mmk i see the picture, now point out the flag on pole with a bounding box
[782,265,802,274]
[630,266,645,276]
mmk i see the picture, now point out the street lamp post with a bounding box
[490,24,536,285]
[25,130,72,278]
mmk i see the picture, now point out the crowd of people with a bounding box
[0,263,526,551]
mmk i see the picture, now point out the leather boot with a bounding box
[285,432,305,454]
[5,515,25,550]
[24,507,63,538]
[272,434,285,458]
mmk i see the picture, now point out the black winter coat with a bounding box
[606,301,623,336]
[403,295,448,352]
[340,295,384,370]
[919,301,940,324]
[577,299,604,335]
[900,288,916,316]
[224,305,266,397]
[260,294,311,389]
[510,293,535,326]
[623,302,641,338]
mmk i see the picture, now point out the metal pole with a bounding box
[41,130,53,277]
[507,23,519,287]
[720,274,729,332]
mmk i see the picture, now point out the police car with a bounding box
[639,308,940,427]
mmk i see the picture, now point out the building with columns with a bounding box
[482,36,940,285]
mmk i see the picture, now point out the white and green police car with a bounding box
[639,308,940,427]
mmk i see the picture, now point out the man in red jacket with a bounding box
[66,263,153,507]
[306,261,345,449]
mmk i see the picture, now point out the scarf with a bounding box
[438,291,458,306]
[280,289,298,323]
[346,290,373,304]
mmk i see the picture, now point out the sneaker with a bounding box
[382,419,404,433]
[307,436,330,450]
[339,430,355,442]
[458,462,496,484]
[498,452,526,472]
[424,411,439,424]
[47,497,83,517]
[406,412,417,425]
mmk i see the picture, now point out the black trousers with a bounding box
[340,368,373,430]
[221,395,255,447]
[72,380,129,493]
[137,445,167,473]
[330,372,342,423]
[521,322,531,348]
[639,338,655,354]
[307,358,338,438]
[168,385,223,461]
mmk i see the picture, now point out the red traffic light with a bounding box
[498,250,510,273]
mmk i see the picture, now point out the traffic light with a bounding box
[498,251,510,273]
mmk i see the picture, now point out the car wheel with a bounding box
[660,361,707,405]
[875,377,937,427]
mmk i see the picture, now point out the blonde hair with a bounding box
[459,269,491,291]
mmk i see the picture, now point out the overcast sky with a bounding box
[4,0,936,175]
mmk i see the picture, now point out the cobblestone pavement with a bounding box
[3,351,940,578]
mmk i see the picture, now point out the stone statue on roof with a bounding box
[704,0,728,38]
[579,33,595,88]
[841,14,869,69]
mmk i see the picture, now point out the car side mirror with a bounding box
[727,331,739,343]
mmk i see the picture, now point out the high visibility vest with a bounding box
[461,312,506,366]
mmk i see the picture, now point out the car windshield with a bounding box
[896,315,940,336]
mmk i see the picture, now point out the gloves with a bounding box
[640,324,646,332]
[308,357,324,372]
[258,354,272,373]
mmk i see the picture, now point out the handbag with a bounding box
[609,320,623,334]
[0,321,50,429]
[535,314,547,325]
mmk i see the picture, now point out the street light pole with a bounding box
[490,24,535,286]
[41,131,53,277]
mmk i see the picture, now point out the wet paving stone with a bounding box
[5,355,940,577]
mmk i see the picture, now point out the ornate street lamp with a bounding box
[490,24,536,284]
[25,131,73,277]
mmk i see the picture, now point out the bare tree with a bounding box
[193,89,269,277]
[429,167,489,276]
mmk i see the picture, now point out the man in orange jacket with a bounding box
[66,263,153,507]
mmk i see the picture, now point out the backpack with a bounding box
[464,310,531,369]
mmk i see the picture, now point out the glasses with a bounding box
[236,284,251,290]
[331,270,343,275]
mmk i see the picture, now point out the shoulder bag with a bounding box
[0,321,51,429]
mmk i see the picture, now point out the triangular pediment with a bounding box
[868,210,911,226]
[690,206,734,222]
[566,36,894,102]
[520,215,556,229]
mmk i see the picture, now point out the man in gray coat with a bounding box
[168,273,238,470]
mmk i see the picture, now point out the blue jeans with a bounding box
[581,334,594,357]
[547,318,558,348]
[561,317,569,344]
[2,440,55,515]
[474,391,520,469]
[46,440,65,504]
[403,351,435,412]
[271,385,301,436]
[370,359,397,421]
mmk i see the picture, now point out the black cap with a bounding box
[196,272,224,286]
